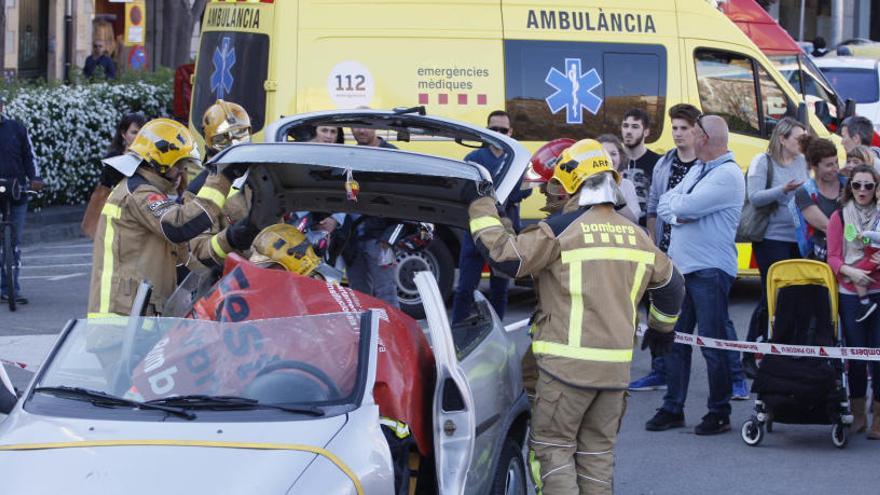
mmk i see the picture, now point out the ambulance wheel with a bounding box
[741,417,763,446]
[490,438,527,495]
[395,240,454,319]
[832,423,849,448]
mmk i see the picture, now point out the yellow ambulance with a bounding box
[191,0,837,277]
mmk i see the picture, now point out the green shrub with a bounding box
[1,74,173,207]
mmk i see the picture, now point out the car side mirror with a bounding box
[796,102,809,126]
[814,100,831,121]
[844,98,857,119]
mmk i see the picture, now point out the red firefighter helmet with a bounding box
[525,138,576,183]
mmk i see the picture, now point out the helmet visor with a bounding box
[211,127,251,151]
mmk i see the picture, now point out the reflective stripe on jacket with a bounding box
[469,196,684,389]
[88,167,231,317]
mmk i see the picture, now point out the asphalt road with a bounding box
[2,237,879,493]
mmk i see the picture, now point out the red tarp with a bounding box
[133,255,435,454]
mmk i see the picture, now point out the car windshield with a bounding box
[35,313,370,409]
[820,67,880,104]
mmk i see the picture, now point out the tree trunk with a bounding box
[0,0,6,71]
[155,0,205,68]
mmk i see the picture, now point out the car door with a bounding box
[413,272,475,495]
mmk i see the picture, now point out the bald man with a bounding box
[646,115,746,435]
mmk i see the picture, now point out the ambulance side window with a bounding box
[504,40,667,142]
[757,65,796,134]
[694,50,761,137]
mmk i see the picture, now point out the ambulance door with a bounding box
[414,272,475,495]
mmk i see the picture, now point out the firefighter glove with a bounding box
[226,216,260,251]
[642,327,675,356]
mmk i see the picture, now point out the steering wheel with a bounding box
[255,360,343,400]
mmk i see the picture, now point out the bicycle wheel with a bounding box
[3,223,15,311]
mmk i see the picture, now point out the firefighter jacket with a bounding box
[88,167,232,317]
[187,186,251,270]
[469,196,685,389]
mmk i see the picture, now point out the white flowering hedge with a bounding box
[2,78,172,206]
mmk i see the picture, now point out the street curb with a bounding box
[19,205,87,246]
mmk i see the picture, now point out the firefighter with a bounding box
[247,223,344,282]
[185,100,255,270]
[469,139,685,494]
[88,117,253,319]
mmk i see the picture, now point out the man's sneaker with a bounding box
[629,371,667,391]
[856,302,878,323]
[645,409,685,431]
[694,412,731,435]
[0,294,27,305]
[732,379,750,401]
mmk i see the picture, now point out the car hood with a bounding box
[215,109,530,229]
[0,412,349,494]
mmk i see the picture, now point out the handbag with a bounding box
[735,153,776,243]
[80,184,111,239]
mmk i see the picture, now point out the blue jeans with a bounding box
[651,319,743,381]
[347,239,399,308]
[662,268,734,417]
[839,293,880,399]
[0,200,26,296]
[451,233,509,323]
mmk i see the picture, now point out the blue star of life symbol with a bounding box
[211,36,236,100]
[545,58,603,124]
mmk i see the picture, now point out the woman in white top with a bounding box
[597,134,641,223]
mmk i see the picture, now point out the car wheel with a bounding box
[490,438,527,495]
[394,240,454,319]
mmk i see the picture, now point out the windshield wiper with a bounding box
[145,394,325,416]
[34,386,196,420]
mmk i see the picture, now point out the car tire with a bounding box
[490,438,527,495]
[395,240,454,319]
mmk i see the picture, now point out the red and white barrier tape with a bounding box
[506,318,880,362]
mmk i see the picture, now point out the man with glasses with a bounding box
[83,39,117,80]
[646,115,745,435]
[450,110,530,323]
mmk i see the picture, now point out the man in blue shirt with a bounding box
[0,97,44,304]
[646,115,744,435]
[83,40,117,80]
[450,110,531,323]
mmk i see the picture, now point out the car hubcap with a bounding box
[505,457,523,495]
[394,249,438,304]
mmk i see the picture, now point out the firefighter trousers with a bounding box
[530,371,627,494]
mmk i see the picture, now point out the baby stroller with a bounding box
[741,259,853,448]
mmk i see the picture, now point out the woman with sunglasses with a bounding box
[742,118,810,375]
[827,164,880,438]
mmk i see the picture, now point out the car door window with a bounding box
[694,50,760,137]
[757,65,796,135]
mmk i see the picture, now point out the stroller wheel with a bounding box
[741,417,764,446]
[832,423,849,449]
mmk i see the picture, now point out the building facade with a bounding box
[769,0,877,46]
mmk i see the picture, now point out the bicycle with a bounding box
[0,177,34,311]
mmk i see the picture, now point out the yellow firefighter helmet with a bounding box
[550,138,620,194]
[250,224,321,277]
[202,99,252,154]
[103,118,199,177]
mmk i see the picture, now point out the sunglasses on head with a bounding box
[488,126,509,134]
[851,181,876,191]
[696,114,710,139]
